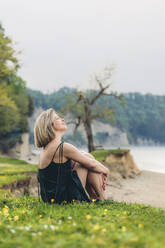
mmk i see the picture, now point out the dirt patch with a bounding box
[104,151,141,181]
[1,173,38,197]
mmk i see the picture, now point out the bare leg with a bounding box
[72,161,88,188]
[86,171,106,200]
[72,151,107,201]
[85,182,98,199]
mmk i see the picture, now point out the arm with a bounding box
[71,151,108,190]
[63,142,109,176]
[80,151,108,190]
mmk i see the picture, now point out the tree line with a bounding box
[0,24,34,152]
[27,87,165,146]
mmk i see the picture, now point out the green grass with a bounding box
[0,175,28,187]
[0,157,37,189]
[0,156,37,175]
[0,189,11,198]
[91,148,130,162]
[91,150,110,161]
[0,157,30,165]
[0,197,165,248]
[0,164,37,175]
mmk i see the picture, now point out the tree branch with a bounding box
[66,116,82,131]
[89,82,110,105]
[102,91,125,101]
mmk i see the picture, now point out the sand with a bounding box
[106,170,165,209]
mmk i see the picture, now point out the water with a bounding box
[128,146,165,174]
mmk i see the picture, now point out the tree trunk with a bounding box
[83,100,95,152]
[84,119,95,152]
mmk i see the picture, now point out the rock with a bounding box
[103,150,141,180]
[5,132,32,160]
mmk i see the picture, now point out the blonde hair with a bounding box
[34,108,56,148]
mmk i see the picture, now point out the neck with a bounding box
[54,132,63,143]
[44,132,63,150]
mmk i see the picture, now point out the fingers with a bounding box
[101,173,107,191]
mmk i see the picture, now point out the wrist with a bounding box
[104,168,109,175]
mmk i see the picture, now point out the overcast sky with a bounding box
[1,0,165,94]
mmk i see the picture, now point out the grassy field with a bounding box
[0,156,37,197]
[91,149,130,162]
[0,157,37,187]
[0,157,37,176]
[0,153,165,248]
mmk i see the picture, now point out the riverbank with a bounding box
[106,170,165,208]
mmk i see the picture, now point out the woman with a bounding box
[34,108,109,204]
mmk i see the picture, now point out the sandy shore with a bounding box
[106,170,165,209]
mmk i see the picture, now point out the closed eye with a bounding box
[56,117,60,120]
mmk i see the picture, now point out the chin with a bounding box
[62,125,67,131]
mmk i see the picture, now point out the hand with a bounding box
[101,173,108,191]
[103,168,109,177]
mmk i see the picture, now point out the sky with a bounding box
[0,0,165,94]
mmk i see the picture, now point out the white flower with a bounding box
[10,229,16,233]
[68,216,72,220]
[31,232,36,236]
[25,225,32,231]
[44,225,48,229]
[58,220,62,224]
[50,225,55,230]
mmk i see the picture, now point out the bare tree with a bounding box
[61,67,125,152]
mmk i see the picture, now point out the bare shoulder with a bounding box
[39,141,65,169]
[38,149,51,169]
[63,142,79,155]
[63,142,94,158]
[63,142,77,151]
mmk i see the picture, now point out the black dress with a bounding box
[37,141,91,204]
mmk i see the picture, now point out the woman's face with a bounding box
[52,113,67,132]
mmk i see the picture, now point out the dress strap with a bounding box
[59,142,63,163]
[51,141,64,163]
